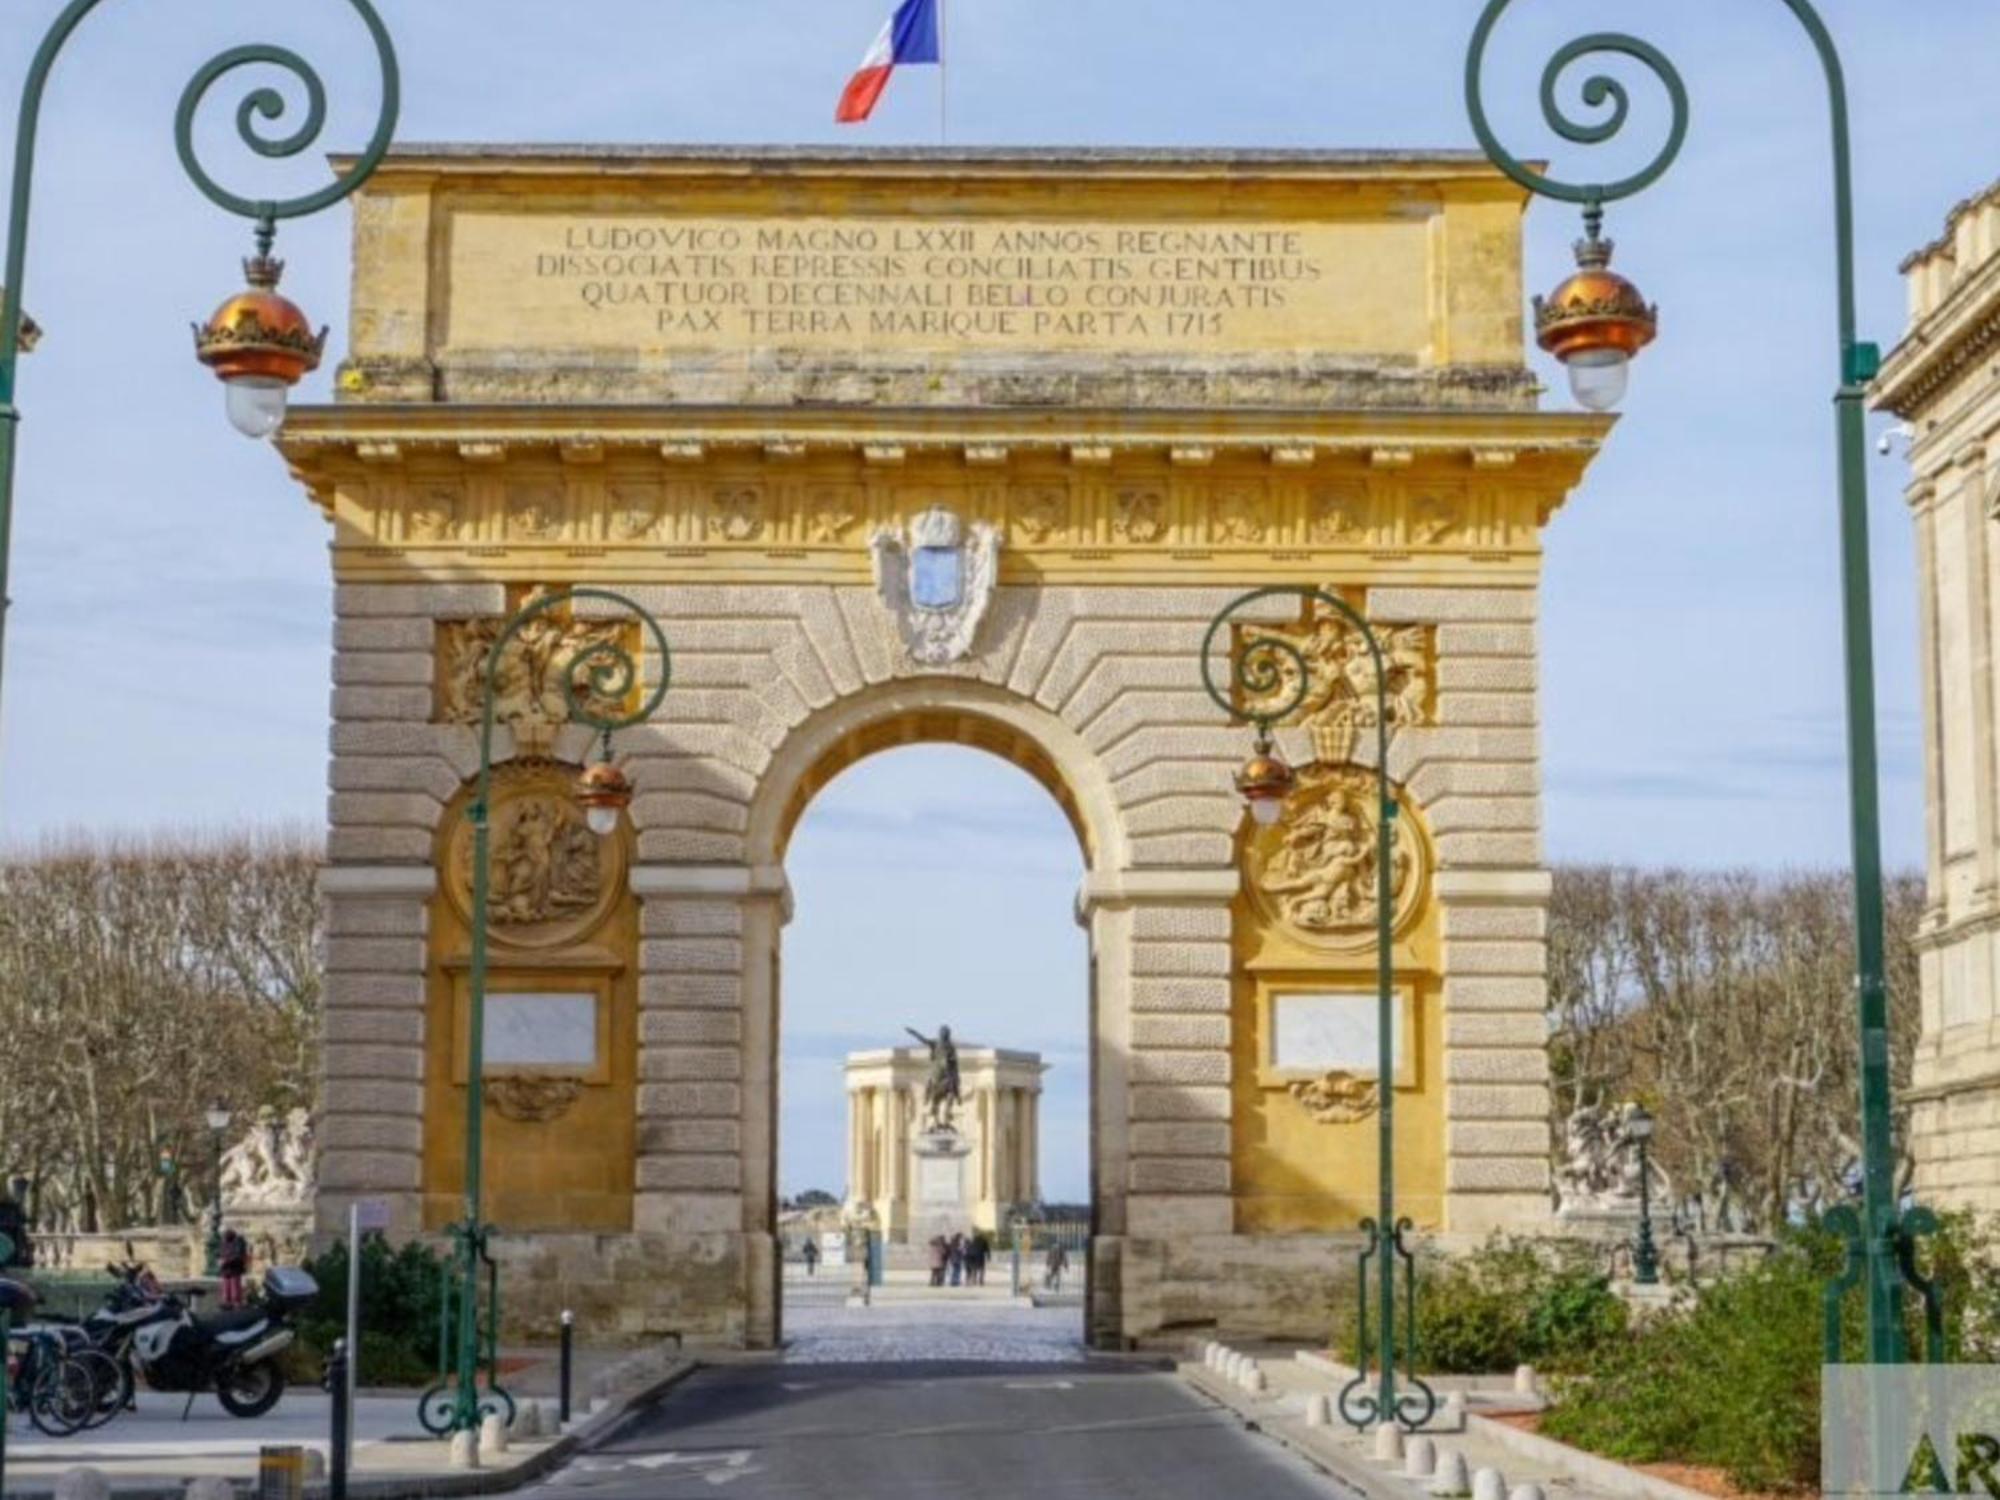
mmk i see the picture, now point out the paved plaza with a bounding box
[780,1271,1085,1365]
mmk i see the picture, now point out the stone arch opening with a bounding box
[745,679,1121,1348]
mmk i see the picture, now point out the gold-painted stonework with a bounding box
[1245,766,1427,949]
[488,1076,585,1124]
[442,760,626,949]
[1288,1070,1381,1124]
[1241,603,1433,763]
[437,588,635,754]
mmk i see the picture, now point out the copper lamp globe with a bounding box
[193,251,327,439]
[1534,234,1658,412]
[1235,732,1296,827]
[575,759,635,837]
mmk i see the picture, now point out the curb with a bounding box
[1465,1414,1712,1500]
[1177,1362,1429,1500]
[1,1360,700,1500]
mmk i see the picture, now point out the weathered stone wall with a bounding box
[1878,178,2000,1213]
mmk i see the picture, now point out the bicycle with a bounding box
[6,1323,124,1436]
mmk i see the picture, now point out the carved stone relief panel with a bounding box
[805,483,864,543]
[442,760,628,949]
[1011,484,1070,544]
[1287,1071,1380,1124]
[607,482,666,542]
[1244,765,1427,950]
[1113,487,1167,544]
[1239,603,1434,764]
[436,587,635,755]
[710,485,766,541]
[506,478,565,542]
[407,482,466,543]
[1211,481,1273,545]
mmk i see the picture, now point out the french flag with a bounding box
[836,0,941,124]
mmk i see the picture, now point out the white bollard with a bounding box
[1374,1421,1405,1462]
[1441,1390,1468,1429]
[1429,1449,1471,1498]
[480,1411,510,1458]
[1509,1485,1547,1500]
[1513,1364,1539,1396]
[513,1400,542,1439]
[1406,1435,1439,1479]
[1241,1366,1267,1395]
[1472,1466,1508,1500]
[53,1471,109,1500]
[449,1429,480,1471]
[1305,1392,1332,1428]
[184,1480,235,1500]
[1205,1344,1223,1369]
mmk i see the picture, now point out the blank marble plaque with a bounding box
[484,992,598,1070]
[1272,992,1403,1076]
[918,1154,963,1206]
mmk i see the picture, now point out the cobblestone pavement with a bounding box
[779,1279,1086,1365]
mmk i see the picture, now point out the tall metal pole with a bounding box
[448,587,672,1436]
[1465,0,1915,1363]
[1202,585,1429,1429]
[0,0,399,733]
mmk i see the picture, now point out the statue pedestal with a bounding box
[908,1129,975,1247]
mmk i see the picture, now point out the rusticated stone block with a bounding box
[323,1080,423,1118]
[330,757,463,801]
[320,1115,423,1153]
[1436,623,1536,658]
[1130,977,1231,1013]
[1128,1051,1230,1086]
[639,938,743,974]
[1446,1121,1549,1157]
[1367,586,1536,623]
[326,900,427,939]
[1131,1015,1230,1049]
[328,827,431,863]
[1445,1084,1549,1120]
[637,1082,742,1118]
[1426,796,1541,835]
[1447,1157,1549,1192]
[323,1043,424,1082]
[335,616,435,652]
[635,830,749,865]
[639,1011,743,1046]
[1444,976,1547,1012]
[1436,657,1537,693]
[1131,942,1231,978]
[639,974,740,1010]
[1436,691,1538,729]
[1130,832,1235,868]
[1129,1122,1232,1157]
[331,686,434,722]
[1434,831,1543,869]
[336,582,505,618]
[318,1149,421,1191]
[1442,905,1545,941]
[1131,905,1232,942]
[322,1009,425,1047]
[637,1156,741,1191]
[334,652,434,687]
[1445,1049,1549,1084]
[1444,1012,1550,1048]
[639,1119,742,1155]
[1444,940,1546,976]
[641,1047,743,1082]
[1129,1084,1233,1121]
[633,1193,743,1237]
[324,937,426,974]
[1130,1158,1231,1193]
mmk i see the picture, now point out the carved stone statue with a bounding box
[1240,609,1433,764]
[489,797,602,925]
[216,1108,315,1211]
[1253,771,1416,935]
[904,1025,962,1132]
[1555,1102,1667,1216]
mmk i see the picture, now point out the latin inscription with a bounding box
[447,213,1425,356]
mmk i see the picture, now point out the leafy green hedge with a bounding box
[1333,1236,1627,1375]
[1541,1214,1999,1494]
[287,1236,451,1389]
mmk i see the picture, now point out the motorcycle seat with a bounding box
[195,1308,269,1337]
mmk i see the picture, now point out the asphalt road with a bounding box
[527,1361,1351,1500]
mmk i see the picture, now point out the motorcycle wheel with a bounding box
[215,1359,285,1419]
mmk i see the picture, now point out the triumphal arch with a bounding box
[284,146,1607,1347]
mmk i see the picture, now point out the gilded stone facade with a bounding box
[290,147,1608,1348]
[1877,179,2000,1212]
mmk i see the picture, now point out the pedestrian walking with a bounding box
[0,1180,31,1269]
[967,1231,990,1286]
[802,1236,820,1277]
[948,1232,966,1287]
[218,1227,250,1310]
[926,1234,948,1288]
[1043,1238,1068,1292]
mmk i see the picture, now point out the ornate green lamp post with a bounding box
[0,0,400,720]
[1626,1105,1660,1287]
[203,1100,231,1278]
[1463,0,1938,1364]
[1202,586,1434,1432]
[437,587,671,1439]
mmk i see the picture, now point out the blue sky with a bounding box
[0,1,1993,1200]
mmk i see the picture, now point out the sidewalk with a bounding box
[1177,1343,1712,1500]
[2,1340,691,1499]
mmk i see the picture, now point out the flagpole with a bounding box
[938,0,950,145]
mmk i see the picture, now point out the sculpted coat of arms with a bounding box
[870,507,1002,665]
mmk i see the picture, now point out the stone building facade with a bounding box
[285,147,1610,1347]
[844,1042,1046,1240]
[1878,178,2000,1212]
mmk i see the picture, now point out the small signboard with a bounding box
[817,1231,848,1268]
[354,1198,392,1233]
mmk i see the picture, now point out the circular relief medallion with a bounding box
[1245,765,1428,951]
[443,761,626,950]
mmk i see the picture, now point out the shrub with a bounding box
[292,1236,452,1389]
[1333,1235,1627,1375]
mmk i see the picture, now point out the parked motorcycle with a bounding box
[79,1262,318,1418]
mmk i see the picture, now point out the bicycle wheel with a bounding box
[28,1353,93,1437]
[74,1348,126,1429]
